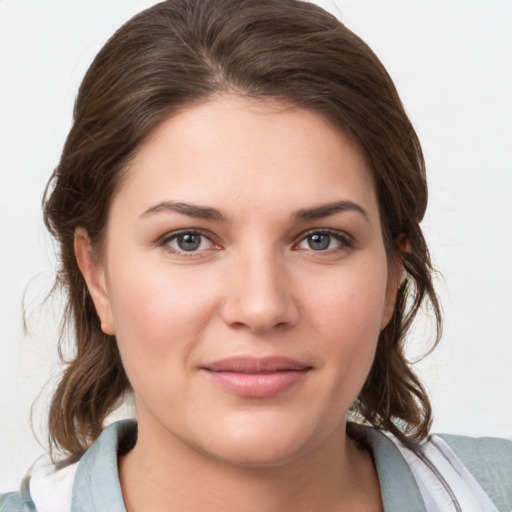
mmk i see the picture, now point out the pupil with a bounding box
[308,233,330,250]
[178,233,200,251]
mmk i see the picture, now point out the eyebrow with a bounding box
[140,199,369,224]
[141,201,226,221]
[293,200,370,224]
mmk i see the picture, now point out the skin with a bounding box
[76,96,399,511]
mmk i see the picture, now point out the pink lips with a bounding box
[201,356,312,398]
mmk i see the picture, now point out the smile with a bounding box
[200,356,313,398]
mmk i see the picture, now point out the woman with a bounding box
[1,0,511,510]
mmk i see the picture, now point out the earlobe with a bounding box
[380,254,404,330]
[380,303,394,331]
[74,228,115,335]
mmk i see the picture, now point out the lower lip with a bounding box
[202,369,310,398]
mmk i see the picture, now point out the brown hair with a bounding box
[44,0,441,459]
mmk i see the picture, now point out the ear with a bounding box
[74,227,115,335]
[380,251,405,330]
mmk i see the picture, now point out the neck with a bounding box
[118,419,382,512]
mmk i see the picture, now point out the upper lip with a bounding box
[201,356,312,373]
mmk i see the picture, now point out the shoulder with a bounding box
[1,419,136,512]
[0,456,78,512]
[0,495,34,512]
[438,433,512,510]
[438,432,512,470]
[0,476,35,511]
[355,424,512,511]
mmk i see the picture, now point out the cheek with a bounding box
[105,254,220,380]
[306,261,388,335]
[302,261,388,387]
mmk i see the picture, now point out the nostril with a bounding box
[230,321,248,330]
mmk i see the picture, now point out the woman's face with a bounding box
[80,96,398,466]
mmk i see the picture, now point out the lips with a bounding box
[200,356,312,398]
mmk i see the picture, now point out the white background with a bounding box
[1,0,511,493]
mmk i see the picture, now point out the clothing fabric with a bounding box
[391,433,501,511]
[1,420,511,511]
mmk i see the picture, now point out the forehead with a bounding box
[115,96,378,219]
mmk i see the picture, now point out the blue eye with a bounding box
[307,233,331,251]
[176,233,202,251]
[296,231,351,252]
[164,231,215,253]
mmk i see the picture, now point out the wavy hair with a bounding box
[43,0,441,459]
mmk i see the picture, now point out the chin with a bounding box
[202,437,308,469]
[189,412,336,469]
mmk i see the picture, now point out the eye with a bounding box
[162,230,217,254]
[296,230,352,252]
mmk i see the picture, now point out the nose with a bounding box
[220,249,300,334]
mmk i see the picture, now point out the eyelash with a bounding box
[293,229,354,253]
[158,228,354,257]
[159,229,220,258]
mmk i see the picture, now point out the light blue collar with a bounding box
[70,419,427,511]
